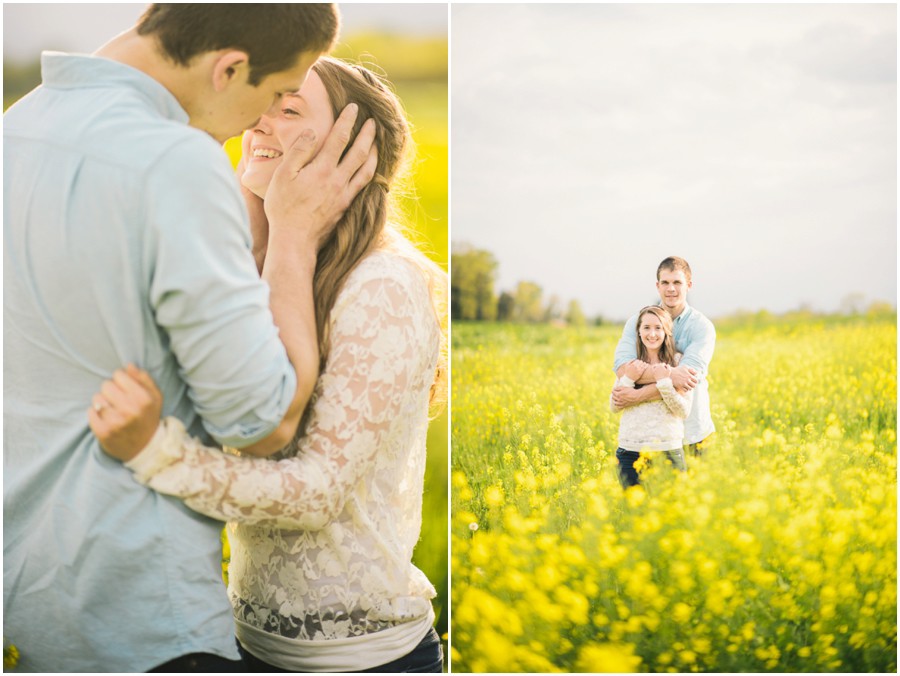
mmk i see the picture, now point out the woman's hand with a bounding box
[88,364,163,462]
[649,363,672,381]
[623,359,647,381]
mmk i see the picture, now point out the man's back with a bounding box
[4,53,294,672]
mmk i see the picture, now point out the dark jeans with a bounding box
[149,653,245,672]
[616,447,686,488]
[238,627,444,673]
[686,432,715,458]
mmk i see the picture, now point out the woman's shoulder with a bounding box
[332,248,433,318]
[353,247,420,278]
[343,248,431,296]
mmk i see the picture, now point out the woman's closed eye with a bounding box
[282,106,301,117]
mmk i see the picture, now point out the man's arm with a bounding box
[91,262,432,530]
[678,315,716,376]
[611,382,661,409]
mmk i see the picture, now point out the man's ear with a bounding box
[211,50,250,92]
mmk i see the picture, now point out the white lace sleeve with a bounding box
[125,256,437,530]
[609,375,635,413]
[656,377,693,419]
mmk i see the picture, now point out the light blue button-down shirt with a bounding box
[4,53,298,672]
[613,303,716,444]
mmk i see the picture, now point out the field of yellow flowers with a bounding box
[451,316,896,672]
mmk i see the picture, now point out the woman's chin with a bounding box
[241,176,267,200]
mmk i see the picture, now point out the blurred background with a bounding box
[451,4,896,327]
[3,1,449,650]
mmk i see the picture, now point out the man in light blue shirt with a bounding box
[612,256,716,451]
[4,5,377,672]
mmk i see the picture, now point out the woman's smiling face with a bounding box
[240,69,336,199]
[639,312,666,352]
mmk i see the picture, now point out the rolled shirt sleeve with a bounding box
[677,314,716,376]
[144,135,297,447]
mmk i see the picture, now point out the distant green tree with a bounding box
[451,244,497,320]
[513,281,544,323]
[497,291,516,321]
[566,300,587,327]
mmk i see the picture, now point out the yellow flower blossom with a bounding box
[574,643,642,673]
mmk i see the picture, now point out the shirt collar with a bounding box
[41,51,189,124]
[655,301,693,324]
[673,303,693,324]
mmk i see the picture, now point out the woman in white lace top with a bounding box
[88,57,447,673]
[611,305,692,488]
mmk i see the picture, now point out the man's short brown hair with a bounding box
[657,256,692,283]
[137,4,339,85]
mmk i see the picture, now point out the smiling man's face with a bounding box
[656,268,691,318]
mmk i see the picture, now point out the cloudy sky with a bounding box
[452,4,896,320]
[3,3,447,61]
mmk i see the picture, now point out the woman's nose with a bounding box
[253,110,278,134]
[252,119,272,135]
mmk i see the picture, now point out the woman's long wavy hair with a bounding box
[635,306,677,366]
[308,57,447,415]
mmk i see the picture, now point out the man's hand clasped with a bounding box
[670,364,699,391]
[612,359,698,408]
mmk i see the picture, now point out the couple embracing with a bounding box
[610,256,716,488]
[4,4,445,673]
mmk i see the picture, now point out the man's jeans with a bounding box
[616,448,687,488]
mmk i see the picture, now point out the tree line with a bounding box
[451,243,896,326]
[451,243,597,325]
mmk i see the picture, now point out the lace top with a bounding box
[610,372,693,452]
[126,249,440,652]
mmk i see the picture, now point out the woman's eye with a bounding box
[282,107,300,117]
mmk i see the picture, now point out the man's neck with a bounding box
[95,28,154,71]
[667,303,687,319]
[94,29,192,113]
